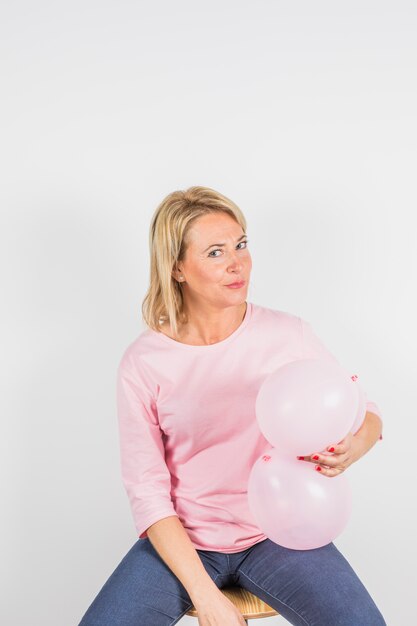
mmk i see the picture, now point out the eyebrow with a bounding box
[203,234,247,253]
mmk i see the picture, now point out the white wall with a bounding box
[2,1,416,624]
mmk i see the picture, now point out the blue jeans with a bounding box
[77,537,386,625]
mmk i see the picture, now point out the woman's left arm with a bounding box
[298,318,384,477]
[351,410,383,460]
[297,411,383,477]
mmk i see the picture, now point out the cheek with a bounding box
[199,264,222,281]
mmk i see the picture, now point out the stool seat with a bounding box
[186,584,279,621]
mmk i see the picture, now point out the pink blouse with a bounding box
[116,301,383,553]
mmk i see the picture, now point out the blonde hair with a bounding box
[142,185,247,339]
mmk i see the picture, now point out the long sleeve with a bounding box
[116,352,178,539]
[300,317,383,428]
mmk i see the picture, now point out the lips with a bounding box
[225,280,245,287]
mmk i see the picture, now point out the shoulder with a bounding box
[246,302,303,355]
[251,301,302,333]
[117,328,159,383]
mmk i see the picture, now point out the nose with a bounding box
[227,252,243,272]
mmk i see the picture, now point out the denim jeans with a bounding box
[77,536,386,625]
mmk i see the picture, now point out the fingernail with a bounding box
[328,447,335,452]
[315,466,322,471]
[297,456,305,460]
[312,455,319,460]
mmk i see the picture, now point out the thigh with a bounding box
[235,538,386,626]
[77,538,219,626]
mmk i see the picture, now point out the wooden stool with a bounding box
[186,584,279,623]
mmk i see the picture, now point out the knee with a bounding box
[350,595,387,625]
[365,606,387,626]
[330,603,387,626]
[313,590,387,626]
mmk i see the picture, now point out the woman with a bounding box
[78,186,386,625]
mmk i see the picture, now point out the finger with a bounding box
[326,442,345,454]
[296,454,317,463]
[315,464,341,477]
[310,452,340,468]
[297,453,330,463]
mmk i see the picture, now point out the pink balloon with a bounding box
[255,359,358,457]
[350,376,367,435]
[248,448,352,550]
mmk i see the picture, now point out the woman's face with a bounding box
[175,212,252,308]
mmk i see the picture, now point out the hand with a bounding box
[296,432,363,477]
[192,587,247,626]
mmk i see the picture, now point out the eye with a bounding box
[208,240,249,257]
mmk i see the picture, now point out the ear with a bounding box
[172,266,183,283]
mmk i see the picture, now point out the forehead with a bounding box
[188,213,243,243]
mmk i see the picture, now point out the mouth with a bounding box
[225,280,246,288]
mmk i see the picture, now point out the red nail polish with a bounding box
[297,456,305,460]
[328,447,335,452]
[313,455,319,460]
[316,466,322,471]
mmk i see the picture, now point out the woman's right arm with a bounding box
[117,353,246,624]
[147,515,247,625]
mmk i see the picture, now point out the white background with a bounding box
[2,1,416,624]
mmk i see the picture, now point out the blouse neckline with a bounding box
[148,301,253,350]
